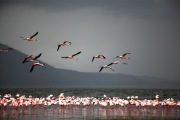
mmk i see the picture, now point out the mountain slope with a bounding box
[0,43,179,88]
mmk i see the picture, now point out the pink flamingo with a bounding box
[61,51,81,60]
[20,32,38,41]
[0,49,9,53]
[30,62,45,72]
[114,53,130,59]
[92,55,106,62]
[23,53,42,63]
[57,41,72,51]
[0,48,13,53]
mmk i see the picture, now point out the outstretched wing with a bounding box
[72,51,81,57]
[63,41,72,46]
[33,53,42,60]
[109,66,114,71]
[100,55,106,59]
[22,57,28,63]
[30,32,38,39]
[123,53,130,57]
[57,45,61,51]
[99,67,104,72]
[61,56,68,59]
[92,57,95,62]
[107,62,113,66]
[30,65,35,72]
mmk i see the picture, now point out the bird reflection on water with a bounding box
[0,104,179,120]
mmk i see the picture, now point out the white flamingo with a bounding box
[107,61,127,66]
[57,41,72,51]
[61,51,81,60]
[30,62,45,72]
[92,55,106,62]
[99,64,114,72]
[20,32,38,41]
[99,61,128,72]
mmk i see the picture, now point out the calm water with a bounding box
[0,88,180,120]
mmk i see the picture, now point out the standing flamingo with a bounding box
[61,51,81,60]
[114,53,130,59]
[57,41,72,51]
[92,55,106,62]
[30,62,45,72]
[20,32,38,41]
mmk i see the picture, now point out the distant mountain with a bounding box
[0,43,179,88]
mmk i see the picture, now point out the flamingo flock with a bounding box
[1,31,131,73]
[0,93,180,108]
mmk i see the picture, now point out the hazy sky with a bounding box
[0,0,180,80]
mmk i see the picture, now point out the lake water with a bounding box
[0,88,180,120]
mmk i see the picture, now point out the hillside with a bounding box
[0,43,179,88]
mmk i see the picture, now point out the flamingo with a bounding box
[99,61,127,72]
[114,53,130,59]
[92,55,106,62]
[107,61,127,66]
[0,48,13,53]
[23,53,42,63]
[99,64,114,72]
[20,32,38,41]
[61,51,81,60]
[30,62,45,72]
[24,59,39,63]
[23,55,34,63]
[57,41,72,51]
[0,49,9,53]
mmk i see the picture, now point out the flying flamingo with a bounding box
[0,48,13,53]
[99,64,114,72]
[23,53,42,63]
[107,61,127,66]
[99,61,127,72]
[30,62,45,72]
[23,55,34,63]
[61,51,81,60]
[92,55,106,62]
[0,49,9,53]
[20,32,38,41]
[57,41,72,51]
[114,53,130,59]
